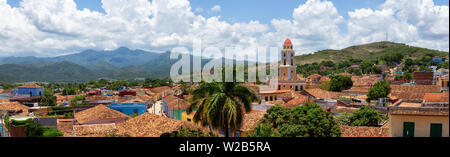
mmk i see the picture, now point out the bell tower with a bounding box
[279,38,296,81]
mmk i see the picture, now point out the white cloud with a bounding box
[0,0,448,58]
[346,0,449,51]
[194,7,203,13]
[210,5,221,12]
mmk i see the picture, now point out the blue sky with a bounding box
[1,0,449,57]
[7,0,448,24]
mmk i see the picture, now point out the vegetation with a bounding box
[367,80,391,102]
[62,88,77,96]
[253,103,341,137]
[0,82,17,90]
[169,126,216,137]
[187,81,259,137]
[248,123,281,137]
[3,115,10,130]
[71,96,89,106]
[394,72,414,81]
[40,89,57,106]
[336,112,352,126]
[42,128,64,137]
[329,75,353,92]
[10,118,63,137]
[348,106,382,127]
[295,41,448,66]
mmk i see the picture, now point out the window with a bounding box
[403,122,415,137]
[430,123,442,137]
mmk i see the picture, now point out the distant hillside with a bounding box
[295,41,449,65]
[0,47,162,68]
[104,66,152,80]
[0,61,99,82]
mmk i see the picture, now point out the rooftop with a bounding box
[423,92,449,103]
[389,100,449,116]
[150,86,171,93]
[115,113,209,137]
[74,105,131,125]
[339,124,390,137]
[73,123,117,137]
[0,101,29,116]
[240,111,266,132]
[162,95,191,110]
[18,84,43,89]
[283,95,312,109]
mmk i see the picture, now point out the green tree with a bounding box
[169,126,216,137]
[336,112,352,125]
[367,80,391,102]
[71,96,88,106]
[187,82,259,137]
[349,106,382,126]
[329,75,353,92]
[263,104,292,128]
[248,122,281,137]
[42,128,63,137]
[260,103,341,137]
[40,89,56,106]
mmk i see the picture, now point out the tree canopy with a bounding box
[367,80,391,102]
[329,75,353,92]
[252,103,341,137]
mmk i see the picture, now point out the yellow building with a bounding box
[389,100,449,137]
[181,111,265,137]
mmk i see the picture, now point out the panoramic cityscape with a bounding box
[0,0,449,142]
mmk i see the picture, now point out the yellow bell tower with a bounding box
[280,38,296,81]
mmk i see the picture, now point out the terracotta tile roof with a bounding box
[389,92,426,101]
[391,85,441,93]
[162,95,191,110]
[423,92,449,103]
[351,75,379,87]
[57,121,74,137]
[334,106,359,113]
[115,113,209,137]
[150,86,171,93]
[304,88,344,99]
[73,123,117,137]
[18,84,43,89]
[0,101,29,115]
[319,76,331,82]
[240,111,266,132]
[267,100,286,105]
[338,72,352,76]
[339,125,391,137]
[283,95,312,109]
[74,105,131,125]
[307,73,322,80]
[342,86,370,94]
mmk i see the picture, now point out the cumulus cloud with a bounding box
[346,0,449,51]
[0,0,448,58]
[210,5,221,12]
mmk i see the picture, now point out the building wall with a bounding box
[13,88,44,97]
[390,114,449,137]
[108,103,147,115]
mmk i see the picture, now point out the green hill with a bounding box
[295,41,449,65]
[0,61,99,82]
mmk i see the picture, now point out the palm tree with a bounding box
[187,82,259,137]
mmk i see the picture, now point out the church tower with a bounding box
[279,38,296,81]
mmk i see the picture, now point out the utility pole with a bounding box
[385,31,389,42]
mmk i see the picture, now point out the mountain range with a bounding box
[0,41,448,83]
